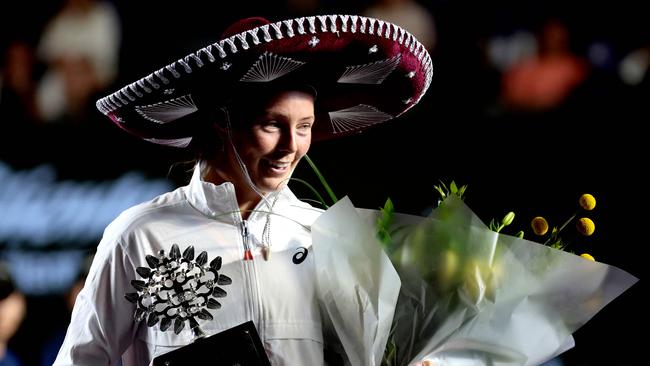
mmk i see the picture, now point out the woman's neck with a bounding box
[202,161,263,219]
[236,189,262,220]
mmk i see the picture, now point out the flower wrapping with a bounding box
[312,196,401,366]
[312,196,638,366]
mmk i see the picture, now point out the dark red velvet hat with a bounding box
[96,15,433,148]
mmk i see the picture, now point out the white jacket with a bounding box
[54,165,325,365]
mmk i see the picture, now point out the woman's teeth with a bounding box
[268,161,290,169]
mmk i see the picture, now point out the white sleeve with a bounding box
[53,238,138,366]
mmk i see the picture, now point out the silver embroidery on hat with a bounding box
[240,52,305,82]
[198,46,216,62]
[328,104,393,134]
[135,94,198,124]
[231,34,247,51]
[211,42,227,58]
[176,57,192,74]
[144,74,160,89]
[368,18,377,34]
[95,14,434,119]
[185,53,204,68]
[350,15,358,33]
[404,33,412,48]
[338,54,401,84]
[154,68,170,84]
[109,94,123,107]
[376,20,385,37]
[129,83,144,98]
[317,15,328,32]
[136,80,152,93]
[328,15,338,32]
[271,22,284,39]
[340,15,350,32]
[120,86,136,101]
[397,27,405,43]
[307,16,317,33]
[165,63,181,78]
[115,88,130,105]
[308,36,320,47]
[247,29,261,45]
[224,37,238,53]
[295,17,306,35]
[359,16,368,34]
[143,136,193,148]
[283,20,295,37]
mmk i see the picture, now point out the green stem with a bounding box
[298,198,329,209]
[557,211,577,233]
[290,178,329,208]
[304,154,338,204]
[544,211,577,245]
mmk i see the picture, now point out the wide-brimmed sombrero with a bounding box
[96,14,433,148]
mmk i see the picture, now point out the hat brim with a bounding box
[97,15,433,148]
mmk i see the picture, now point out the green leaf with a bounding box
[290,178,329,209]
[458,184,467,198]
[450,181,458,194]
[433,184,446,199]
[439,180,448,192]
[304,154,338,204]
[384,197,394,212]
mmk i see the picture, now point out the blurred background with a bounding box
[1,0,646,365]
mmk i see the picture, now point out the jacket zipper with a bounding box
[241,220,254,261]
[240,219,262,336]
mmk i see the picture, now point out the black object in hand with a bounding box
[152,321,271,366]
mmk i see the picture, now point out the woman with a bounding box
[54,14,432,365]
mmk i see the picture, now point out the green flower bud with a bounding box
[502,212,515,227]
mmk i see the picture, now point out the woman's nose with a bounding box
[278,130,297,153]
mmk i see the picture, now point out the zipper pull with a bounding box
[241,221,253,261]
[261,246,270,261]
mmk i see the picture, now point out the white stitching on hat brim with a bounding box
[96,14,433,122]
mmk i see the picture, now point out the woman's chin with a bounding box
[256,178,288,193]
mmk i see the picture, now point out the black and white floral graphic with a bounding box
[125,244,231,338]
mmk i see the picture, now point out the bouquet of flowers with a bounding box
[301,158,638,366]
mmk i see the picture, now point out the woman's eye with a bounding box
[261,121,280,130]
[297,124,312,136]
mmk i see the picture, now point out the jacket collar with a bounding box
[185,162,296,224]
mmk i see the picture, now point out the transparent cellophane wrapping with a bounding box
[312,196,637,366]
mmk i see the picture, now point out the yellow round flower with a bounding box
[580,253,595,261]
[579,194,596,210]
[531,216,549,236]
[576,217,595,236]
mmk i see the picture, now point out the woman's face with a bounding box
[227,90,315,194]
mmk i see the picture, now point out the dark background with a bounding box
[2,0,646,365]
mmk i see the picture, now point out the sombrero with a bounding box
[96,15,433,148]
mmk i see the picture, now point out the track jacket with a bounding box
[53,164,325,365]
